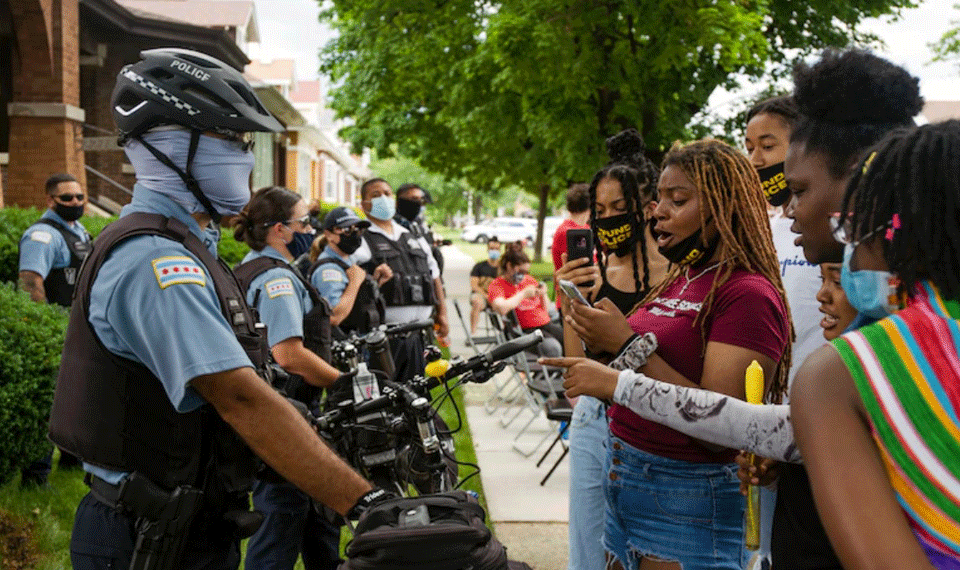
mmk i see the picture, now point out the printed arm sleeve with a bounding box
[612,369,801,463]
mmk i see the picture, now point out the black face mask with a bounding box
[595,213,637,256]
[757,162,789,207]
[511,271,526,285]
[337,232,362,255]
[396,197,422,222]
[288,231,315,259]
[658,223,721,268]
[54,203,84,222]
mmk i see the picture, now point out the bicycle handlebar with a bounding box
[314,331,542,431]
[439,330,543,382]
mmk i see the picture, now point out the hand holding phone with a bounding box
[566,229,594,288]
[558,279,592,307]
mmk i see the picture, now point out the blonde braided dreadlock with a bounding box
[636,138,794,402]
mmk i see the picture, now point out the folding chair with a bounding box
[536,397,574,485]
[497,311,567,457]
[452,298,498,356]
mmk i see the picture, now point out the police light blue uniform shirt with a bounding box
[86,185,253,484]
[18,210,90,276]
[241,246,313,347]
[310,245,353,308]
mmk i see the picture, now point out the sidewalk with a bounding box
[440,244,570,570]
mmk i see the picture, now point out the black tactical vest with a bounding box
[361,231,436,307]
[30,219,92,307]
[234,256,332,405]
[308,255,385,334]
[49,213,269,500]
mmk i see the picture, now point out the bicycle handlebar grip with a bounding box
[383,319,435,336]
[488,330,543,362]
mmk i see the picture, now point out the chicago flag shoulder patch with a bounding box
[265,278,295,299]
[152,256,206,289]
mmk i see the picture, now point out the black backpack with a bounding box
[340,491,508,570]
[308,255,386,334]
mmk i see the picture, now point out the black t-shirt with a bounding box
[771,463,842,570]
[470,261,498,279]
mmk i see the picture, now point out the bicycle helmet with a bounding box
[111,47,282,141]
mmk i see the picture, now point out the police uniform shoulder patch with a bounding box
[321,268,343,282]
[265,277,295,299]
[152,256,207,289]
[30,230,53,244]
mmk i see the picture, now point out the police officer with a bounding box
[310,207,389,334]
[393,183,444,275]
[355,179,449,382]
[18,173,92,306]
[17,173,90,482]
[48,48,383,570]
[233,187,343,570]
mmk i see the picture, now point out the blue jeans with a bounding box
[568,396,608,570]
[603,436,746,570]
[245,480,342,570]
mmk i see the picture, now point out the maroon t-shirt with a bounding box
[609,265,789,463]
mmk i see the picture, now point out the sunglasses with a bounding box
[335,225,365,236]
[829,213,889,248]
[54,193,84,202]
[208,131,255,152]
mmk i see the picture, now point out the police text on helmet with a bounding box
[169,60,210,81]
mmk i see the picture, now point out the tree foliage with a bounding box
[320,0,913,256]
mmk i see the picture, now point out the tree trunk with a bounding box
[534,183,550,263]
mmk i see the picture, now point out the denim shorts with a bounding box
[602,436,746,570]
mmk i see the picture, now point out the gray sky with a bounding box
[253,0,960,101]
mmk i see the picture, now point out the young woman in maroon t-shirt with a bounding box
[547,139,792,570]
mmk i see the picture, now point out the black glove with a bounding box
[346,487,395,520]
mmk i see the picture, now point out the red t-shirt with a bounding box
[551,218,590,271]
[552,218,590,307]
[610,266,789,463]
[487,275,551,329]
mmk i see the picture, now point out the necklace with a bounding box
[677,260,725,296]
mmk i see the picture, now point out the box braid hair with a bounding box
[841,120,960,302]
[587,129,660,296]
[638,139,793,402]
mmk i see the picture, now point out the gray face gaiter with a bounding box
[124,129,255,216]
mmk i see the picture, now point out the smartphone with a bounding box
[566,228,594,287]
[558,279,592,307]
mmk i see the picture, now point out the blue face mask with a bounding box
[488,249,500,261]
[368,195,396,221]
[840,243,899,319]
[288,230,315,259]
[124,130,254,217]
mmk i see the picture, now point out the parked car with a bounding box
[461,218,536,244]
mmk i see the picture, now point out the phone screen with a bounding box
[558,279,592,307]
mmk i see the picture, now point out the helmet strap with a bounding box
[134,131,223,224]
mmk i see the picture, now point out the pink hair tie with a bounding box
[885,213,901,241]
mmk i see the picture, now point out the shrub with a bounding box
[0,208,44,285]
[0,285,68,485]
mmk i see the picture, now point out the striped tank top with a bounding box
[832,282,960,568]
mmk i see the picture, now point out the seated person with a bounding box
[469,238,501,335]
[487,241,563,356]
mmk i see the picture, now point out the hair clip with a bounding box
[862,151,877,175]
[885,213,901,241]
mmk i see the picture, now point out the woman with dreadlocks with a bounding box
[793,121,960,570]
[554,128,667,570]
[545,138,791,570]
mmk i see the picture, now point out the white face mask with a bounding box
[124,130,254,216]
